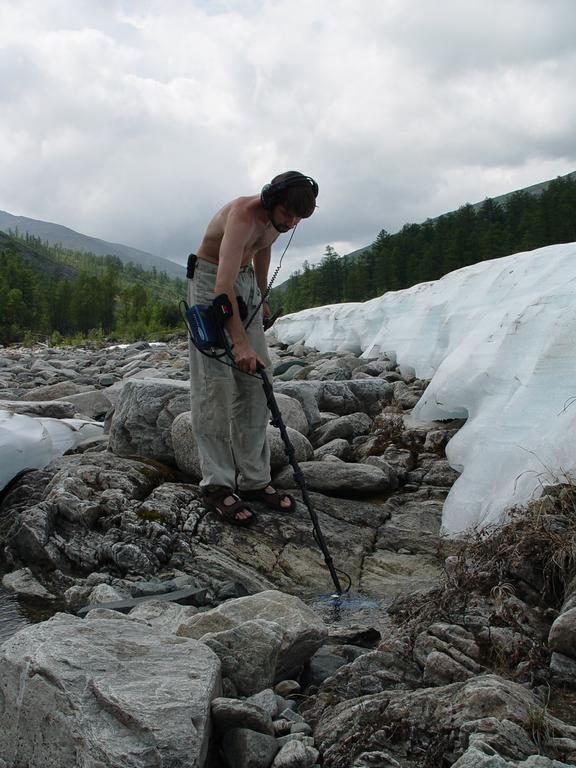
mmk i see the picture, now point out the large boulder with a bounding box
[172,411,202,479]
[314,675,576,768]
[548,607,576,660]
[311,412,373,447]
[201,619,284,695]
[273,461,397,497]
[56,390,113,420]
[171,413,314,477]
[268,424,314,470]
[274,380,392,423]
[0,612,221,767]
[108,378,190,464]
[4,452,194,575]
[177,590,327,680]
[274,392,310,435]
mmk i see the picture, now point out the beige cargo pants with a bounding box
[187,258,272,491]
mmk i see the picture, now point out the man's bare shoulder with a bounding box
[226,195,260,224]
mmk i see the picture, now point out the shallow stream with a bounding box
[0,586,31,643]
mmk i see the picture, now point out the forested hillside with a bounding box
[0,232,186,345]
[276,175,576,313]
[3,174,575,345]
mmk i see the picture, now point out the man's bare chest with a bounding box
[249,227,278,252]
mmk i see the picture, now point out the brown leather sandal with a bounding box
[203,486,255,527]
[239,486,296,513]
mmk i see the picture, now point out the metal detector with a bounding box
[256,362,346,597]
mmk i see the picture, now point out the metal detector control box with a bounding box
[185,304,223,349]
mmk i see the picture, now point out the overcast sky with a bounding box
[1,0,575,280]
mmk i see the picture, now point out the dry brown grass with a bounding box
[390,481,576,638]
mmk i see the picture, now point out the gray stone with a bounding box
[108,378,190,464]
[201,619,283,696]
[313,438,353,461]
[423,650,477,685]
[276,734,316,748]
[274,392,310,434]
[87,583,126,605]
[312,412,373,447]
[359,456,400,490]
[273,719,293,736]
[222,728,279,768]
[56,390,113,419]
[98,373,117,386]
[171,411,201,479]
[177,590,327,680]
[273,461,397,497]
[23,381,92,401]
[274,679,302,697]
[211,697,275,735]
[247,689,280,719]
[290,723,313,736]
[548,607,576,660]
[0,399,77,418]
[302,646,349,688]
[550,651,576,688]
[268,424,314,471]
[0,612,221,767]
[377,494,443,554]
[451,748,509,767]
[128,599,199,633]
[422,459,460,487]
[1,567,56,601]
[273,382,322,429]
[272,740,319,768]
[314,675,574,768]
[77,585,208,616]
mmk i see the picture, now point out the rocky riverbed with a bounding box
[1,337,575,767]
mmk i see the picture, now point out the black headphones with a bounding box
[260,171,319,210]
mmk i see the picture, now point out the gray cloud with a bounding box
[0,0,574,281]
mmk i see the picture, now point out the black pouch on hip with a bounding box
[187,254,198,279]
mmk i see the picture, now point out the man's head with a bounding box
[261,171,318,220]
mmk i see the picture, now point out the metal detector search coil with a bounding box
[185,304,224,349]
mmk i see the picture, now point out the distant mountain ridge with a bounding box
[0,210,184,279]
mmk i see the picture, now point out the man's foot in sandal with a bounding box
[203,486,255,527]
[239,485,296,513]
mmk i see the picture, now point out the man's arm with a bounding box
[214,209,263,372]
[253,245,271,320]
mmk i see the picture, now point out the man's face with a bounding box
[270,204,302,233]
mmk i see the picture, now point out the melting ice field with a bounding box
[273,242,576,535]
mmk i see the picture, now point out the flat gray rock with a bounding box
[0,612,221,767]
[177,590,327,680]
[77,585,208,616]
[273,461,396,497]
[0,399,76,418]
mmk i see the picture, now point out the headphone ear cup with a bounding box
[260,183,272,210]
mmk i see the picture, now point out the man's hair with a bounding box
[267,171,318,218]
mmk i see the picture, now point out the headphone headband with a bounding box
[261,172,319,210]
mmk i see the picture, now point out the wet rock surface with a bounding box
[1,338,575,767]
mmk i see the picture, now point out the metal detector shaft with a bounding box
[257,364,344,595]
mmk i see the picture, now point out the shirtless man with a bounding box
[187,171,318,525]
